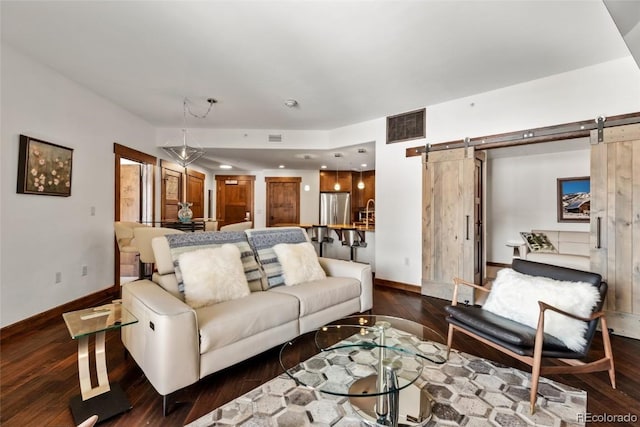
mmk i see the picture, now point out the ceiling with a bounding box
[1,1,637,171]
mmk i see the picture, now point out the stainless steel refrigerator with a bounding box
[319,192,351,225]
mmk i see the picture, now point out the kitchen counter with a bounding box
[274,223,375,232]
[328,223,375,232]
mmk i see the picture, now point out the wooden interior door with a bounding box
[186,168,205,219]
[215,175,255,227]
[422,147,484,302]
[266,177,301,226]
[161,161,184,220]
[590,123,640,339]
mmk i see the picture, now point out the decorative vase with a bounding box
[177,202,193,223]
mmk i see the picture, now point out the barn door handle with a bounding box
[596,216,602,249]
[465,215,470,240]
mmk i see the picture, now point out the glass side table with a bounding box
[62,301,138,424]
[280,315,447,427]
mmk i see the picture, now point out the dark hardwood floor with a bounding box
[2,286,640,426]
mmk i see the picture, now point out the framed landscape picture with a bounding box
[17,135,73,197]
[557,176,590,222]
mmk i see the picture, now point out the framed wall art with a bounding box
[17,135,73,197]
[557,176,590,222]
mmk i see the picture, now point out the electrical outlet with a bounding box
[55,272,62,284]
[90,206,96,216]
[404,257,410,266]
[82,265,88,276]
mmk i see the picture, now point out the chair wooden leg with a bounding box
[600,316,616,389]
[446,324,454,360]
[530,311,546,414]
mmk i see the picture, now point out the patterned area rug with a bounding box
[186,341,586,427]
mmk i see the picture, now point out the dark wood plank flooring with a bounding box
[2,286,639,426]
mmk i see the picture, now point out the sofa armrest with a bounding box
[121,280,200,396]
[318,257,373,312]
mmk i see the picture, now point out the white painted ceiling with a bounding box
[1,1,636,170]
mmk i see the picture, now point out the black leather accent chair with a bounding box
[445,259,615,413]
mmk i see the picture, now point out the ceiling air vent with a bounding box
[268,134,283,143]
[386,108,426,144]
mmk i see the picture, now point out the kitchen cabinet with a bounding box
[353,170,376,209]
[319,170,352,192]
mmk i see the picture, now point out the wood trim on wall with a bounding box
[114,143,156,294]
[113,143,157,165]
[0,287,117,345]
[405,111,640,158]
[374,278,421,294]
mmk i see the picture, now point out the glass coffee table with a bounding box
[62,301,138,424]
[280,315,447,427]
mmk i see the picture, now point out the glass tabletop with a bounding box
[63,302,138,339]
[279,315,447,397]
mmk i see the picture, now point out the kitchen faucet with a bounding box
[365,199,375,229]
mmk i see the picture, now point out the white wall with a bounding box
[374,56,640,287]
[2,45,639,326]
[487,145,591,264]
[0,45,157,327]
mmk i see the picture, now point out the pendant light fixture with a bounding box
[162,97,216,167]
[357,165,365,190]
[333,153,341,191]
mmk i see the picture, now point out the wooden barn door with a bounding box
[590,123,640,339]
[422,147,485,302]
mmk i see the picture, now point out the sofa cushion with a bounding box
[179,244,250,309]
[270,276,361,317]
[483,268,600,351]
[164,231,264,294]
[273,242,326,286]
[245,227,309,289]
[520,232,557,253]
[196,291,299,354]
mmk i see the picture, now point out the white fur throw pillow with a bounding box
[178,244,250,308]
[273,242,326,286]
[483,268,600,352]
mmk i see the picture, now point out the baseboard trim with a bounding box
[374,278,421,294]
[487,261,511,268]
[1,287,117,344]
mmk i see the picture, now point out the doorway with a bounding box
[215,175,255,227]
[265,177,301,226]
[114,143,155,292]
[161,161,206,220]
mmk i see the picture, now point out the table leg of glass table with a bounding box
[78,332,110,400]
[70,332,132,424]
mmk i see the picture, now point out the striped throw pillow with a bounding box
[245,227,310,289]
[165,231,264,294]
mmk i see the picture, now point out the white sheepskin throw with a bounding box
[483,268,600,352]
[273,242,327,286]
[178,244,250,308]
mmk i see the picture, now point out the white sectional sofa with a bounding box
[519,229,590,271]
[120,227,372,414]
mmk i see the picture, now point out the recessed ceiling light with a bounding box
[278,164,285,169]
[284,99,298,108]
[220,164,232,169]
[320,165,327,169]
[361,163,367,168]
